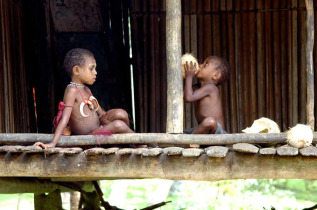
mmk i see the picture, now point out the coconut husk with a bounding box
[181,53,199,78]
[286,124,313,148]
[242,117,280,133]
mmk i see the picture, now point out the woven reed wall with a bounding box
[130,0,317,133]
[0,0,31,133]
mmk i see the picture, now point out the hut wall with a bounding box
[130,0,168,133]
[130,0,317,133]
[1,0,317,134]
[0,0,32,133]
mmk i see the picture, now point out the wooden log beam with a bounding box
[305,0,315,129]
[0,177,95,194]
[0,132,297,146]
[1,132,317,146]
[166,0,183,133]
[0,152,317,181]
[0,177,79,194]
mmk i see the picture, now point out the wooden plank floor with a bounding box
[0,144,316,181]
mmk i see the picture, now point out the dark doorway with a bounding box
[23,0,133,133]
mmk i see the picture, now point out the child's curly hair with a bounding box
[215,56,231,85]
[63,48,94,77]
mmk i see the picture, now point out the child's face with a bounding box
[76,56,97,85]
[196,57,220,80]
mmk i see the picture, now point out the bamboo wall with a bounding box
[0,0,31,133]
[130,0,168,133]
[130,0,317,133]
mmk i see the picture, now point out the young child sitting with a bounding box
[183,56,231,146]
[34,48,134,148]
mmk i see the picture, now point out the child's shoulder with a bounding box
[64,85,78,95]
[202,83,219,94]
[202,82,218,89]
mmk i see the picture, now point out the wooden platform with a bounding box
[0,132,317,182]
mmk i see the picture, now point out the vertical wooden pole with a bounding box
[183,1,191,130]
[290,0,299,126]
[34,190,63,210]
[305,0,315,130]
[166,0,183,133]
[70,191,80,210]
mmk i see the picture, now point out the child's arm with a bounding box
[96,106,106,116]
[34,87,77,148]
[184,61,215,102]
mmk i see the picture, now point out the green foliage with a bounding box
[242,179,317,203]
[100,181,113,198]
[1,180,317,209]
[0,193,33,210]
[100,179,317,209]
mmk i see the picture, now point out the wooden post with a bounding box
[70,192,80,210]
[305,0,315,130]
[34,190,63,210]
[166,0,183,133]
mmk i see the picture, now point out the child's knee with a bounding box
[202,117,217,129]
[112,120,129,132]
[115,109,129,119]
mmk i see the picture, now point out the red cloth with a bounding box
[93,131,114,136]
[89,124,114,136]
[53,101,114,137]
[53,101,72,129]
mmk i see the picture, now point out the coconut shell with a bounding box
[242,117,280,133]
[286,124,313,148]
[181,53,199,78]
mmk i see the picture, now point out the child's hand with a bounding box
[184,61,197,77]
[34,142,56,149]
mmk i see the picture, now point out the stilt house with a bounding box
[0,0,317,208]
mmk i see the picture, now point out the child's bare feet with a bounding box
[190,144,200,148]
[130,144,148,148]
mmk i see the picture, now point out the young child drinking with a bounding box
[183,56,231,146]
[35,48,134,148]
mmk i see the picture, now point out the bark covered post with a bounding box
[166,0,183,133]
[305,0,315,130]
[34,189,62,210]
